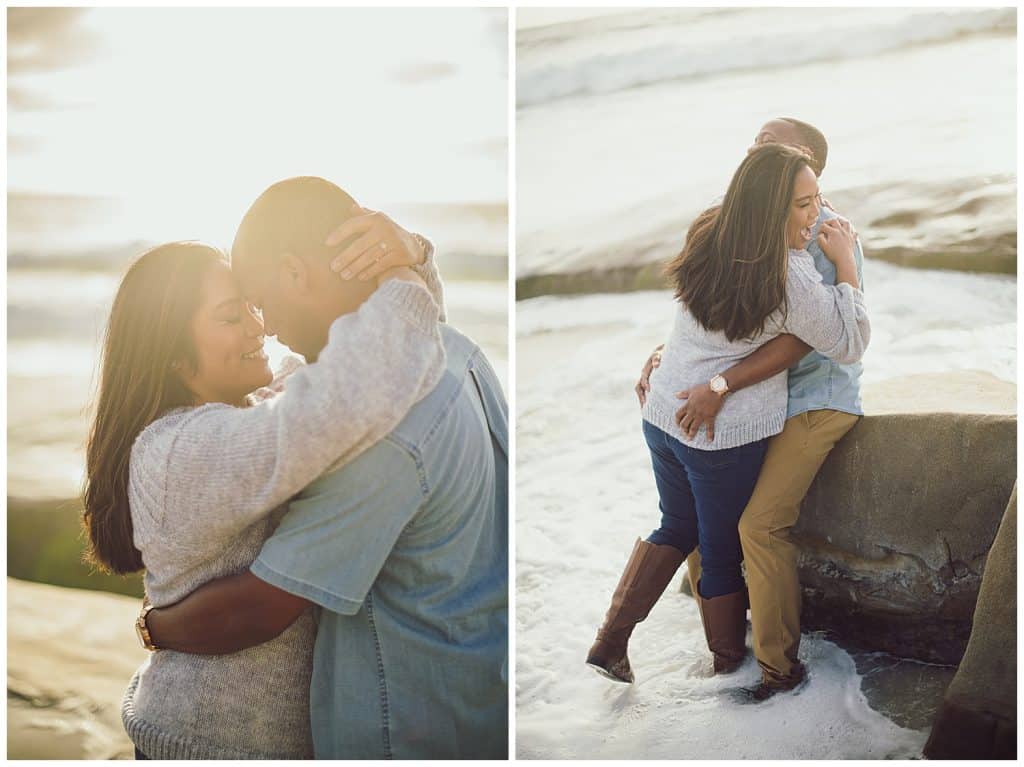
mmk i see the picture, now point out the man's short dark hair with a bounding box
[778,117,828,174]
[231,176,358,276]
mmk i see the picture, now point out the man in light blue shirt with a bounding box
[146,177,508,758]
[252,322,508,758]
[636,118,866,702]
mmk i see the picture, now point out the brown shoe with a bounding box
[586,538,685,683]
[695,584,747,674]
[735,662,807,703]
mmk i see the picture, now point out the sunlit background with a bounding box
[8,7,508,502]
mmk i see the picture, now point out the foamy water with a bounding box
[517,7,1013,107]
[515,258,1013,759]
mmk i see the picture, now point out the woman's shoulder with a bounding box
[128,404,232,531]
[786,249,825,291]
[130,404,230,469]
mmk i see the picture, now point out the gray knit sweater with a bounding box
[122,269,446,760]
[643,249,870,450]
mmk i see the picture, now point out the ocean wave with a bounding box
[518,7,1016,107]
[7,241,155,272]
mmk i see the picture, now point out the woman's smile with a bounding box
[787,165,821,249]
[241,345,267,363]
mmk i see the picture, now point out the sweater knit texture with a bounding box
[643,249,870,450]
[122,267,446,760]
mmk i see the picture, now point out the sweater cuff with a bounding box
[339,279,440,339]
[838,281,865,302]
[410,237,447,323]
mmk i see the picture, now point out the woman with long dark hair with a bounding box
[84,212,445,759]
[586,143,869,683]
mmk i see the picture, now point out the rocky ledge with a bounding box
[794,372,1015,664]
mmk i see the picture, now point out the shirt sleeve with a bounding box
[782,256,871,365]
[250,440,425,614]
[152,280,444,551]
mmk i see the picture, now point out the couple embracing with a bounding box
[84,176,508,759]
[587,119,870,702]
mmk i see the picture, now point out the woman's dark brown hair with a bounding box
[664,143,812,341]
[83,242,225,573]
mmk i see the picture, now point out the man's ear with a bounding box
[277,252,311,296]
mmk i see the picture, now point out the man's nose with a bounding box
[260,316,278,338]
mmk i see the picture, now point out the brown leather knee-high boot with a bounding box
[695,583,748,674]
[586,538,685,683]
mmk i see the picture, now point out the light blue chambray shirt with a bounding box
[251,325,508,759]
[786,206,867,419]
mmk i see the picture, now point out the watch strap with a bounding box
[137,603,158,651]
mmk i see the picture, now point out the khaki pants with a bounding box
[686,409,860,683]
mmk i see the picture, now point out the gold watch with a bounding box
[135,603,159,651]
[709,374,730,396]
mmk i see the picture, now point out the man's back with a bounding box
[252,325,508,759]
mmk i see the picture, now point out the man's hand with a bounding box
[326,207,426,283]
[635,345,664,406]
[674,382,725,441]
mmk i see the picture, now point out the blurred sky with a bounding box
[7,7,507,246]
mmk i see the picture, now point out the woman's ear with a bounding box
[169,357,197,385]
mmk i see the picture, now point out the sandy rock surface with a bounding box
[793,373,1016,663]
[7,578,147,760]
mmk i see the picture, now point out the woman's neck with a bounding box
[191,392,248,408]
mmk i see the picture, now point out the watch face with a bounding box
[710,375,727,394]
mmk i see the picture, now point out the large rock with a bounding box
[516,176,1017,300]
[7,578,147,759]
[923,485,1016,759]
[796,405,1015,663]
[680,373,1015,665]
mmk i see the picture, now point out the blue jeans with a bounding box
[642,420,768,599]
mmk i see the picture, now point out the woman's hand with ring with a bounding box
[674,382,725,441]
[817,217,856,266]
[325,206,426,285]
